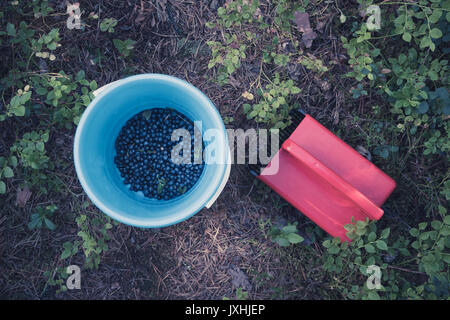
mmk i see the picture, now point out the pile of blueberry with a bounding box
[114,108,204,200]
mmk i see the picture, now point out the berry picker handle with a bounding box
[282,140,384,220]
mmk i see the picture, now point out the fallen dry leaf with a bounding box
[302,30,317,48]
[15,187,32,208]
[111,282,120,290]
[293,11,311,33]
[356,145,372,162]
[293,11,317,48]
[135,0,146,26]
[135,12,146,25]
[228,267,251,291]
[228,75,241,88]
[332,109,340,125]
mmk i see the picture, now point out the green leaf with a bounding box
[291,86,301,94]
[9,156,18,167]
[90,80,98,90]
[0,180,5,194]
[242,103,251,113]
[44,218,56,230]
[443,255,450,264]
[430,28,442,39]
[368,291,380,300]
[36,141,44,152]
[366,256,376,266]
[328,246,340,254]
[375,240,388,250]
[420,36,431,49]
[287,233,304,244]
[428,71,438,81]
[431,221,441,230]
[429,10,443,24]
[28,216,41,230]
[7,23,16,36]
[75,70,85,81]
[402,32,411,42]
[282,224,297,234]
[2,166,14,178]
[274,237,290,247]
[418,222,427,230]
[61,249,71,260]
[13,105,26,116]
[322,240,331,248]
[47,42,57,50]
[365,244,376,253]
[444,216,450,225]
[380,228,390,239]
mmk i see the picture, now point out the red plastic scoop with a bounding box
[258,115,396,241]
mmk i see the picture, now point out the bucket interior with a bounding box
[74,75,228,227]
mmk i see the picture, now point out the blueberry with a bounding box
[115,108,205,201]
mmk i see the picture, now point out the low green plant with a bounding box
[43,266,70,294]
[10,130,50,170]
[340,0,449,220]
[113,38,136,57]
[0,155,17,194]
[373,144,399,160]
[297,54,329,75]
[61,240,81,260]
[270,222,304,247]
[27,0,54,18]
[351,83,368,99]
[409,212,449,275]
[100,18,118,33]
[223,116,234,124]
[273,0,305,31]
[341,1,449,149]
[206,0,263,29]
[236,287,249,300]
[28,204,57,230]
[47,71,96,127]
[0,0,114,279]
[223,287,249,300]
[243,73,300,129]
[3,85,32,118]
[321,214,449,300]
[33,27,60,60]
[207,34,247,86]
[75,214,112,269]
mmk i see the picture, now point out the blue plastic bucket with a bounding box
[74,74,230,228]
